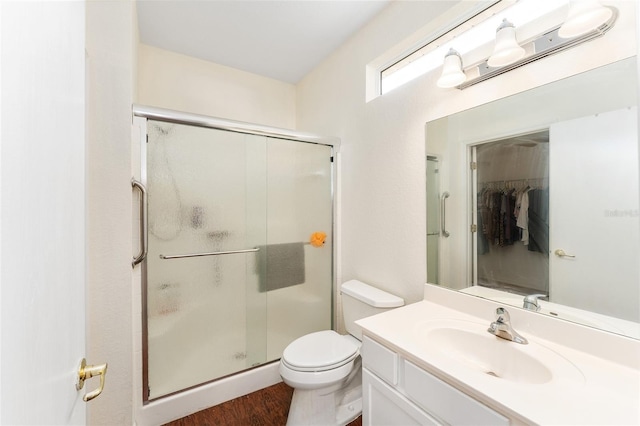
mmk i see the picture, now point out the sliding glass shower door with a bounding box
[144,120,332,400]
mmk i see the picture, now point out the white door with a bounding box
[1,1,99,423]
[549,107,639,322]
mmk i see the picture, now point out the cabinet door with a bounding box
[363,369,440,426]
[404,361,509,426]
[362,336,399,385]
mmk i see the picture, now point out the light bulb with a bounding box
[487,19,526,68]
[437,49,466,88]
[559,0,613,38]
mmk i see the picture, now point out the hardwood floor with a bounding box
[165,382,363,426]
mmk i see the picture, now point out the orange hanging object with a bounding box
[310,232,326,247]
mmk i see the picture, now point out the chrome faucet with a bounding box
[523,294,547,312]
[487,307,528,344]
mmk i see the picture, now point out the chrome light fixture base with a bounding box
[455,6,617,90]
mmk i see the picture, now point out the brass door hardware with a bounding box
[554,249,576,258]
[76,358,108,402]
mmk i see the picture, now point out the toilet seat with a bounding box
[282,330,359,372]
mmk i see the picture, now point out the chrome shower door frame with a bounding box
[131,105,340,404]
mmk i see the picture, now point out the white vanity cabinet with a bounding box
[361,336,510,426]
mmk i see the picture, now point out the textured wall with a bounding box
[86,1,137,423]
[137,44,297,129]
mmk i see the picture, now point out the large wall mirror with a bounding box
[426,57,639,339]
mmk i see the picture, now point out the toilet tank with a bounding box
[340,280,404,341]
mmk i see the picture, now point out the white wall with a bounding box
[296,0,638,306]
[85,1,137,424]
[137,44,296,129]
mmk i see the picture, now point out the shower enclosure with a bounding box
[132,106,336,401]
[426,156,440,284]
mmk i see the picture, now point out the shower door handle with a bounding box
[132,179,148,267]
[441,191,450,238]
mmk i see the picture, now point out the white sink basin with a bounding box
[413,319,584,385]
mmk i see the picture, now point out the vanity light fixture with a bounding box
[558,0,614,38]
[437,49,467,88]
[438,1,618,90]
[487,19,526,68]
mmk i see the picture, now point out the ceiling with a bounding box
[136,0,391,84]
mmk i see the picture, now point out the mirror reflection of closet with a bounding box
[426,58,639,338]
[472,132,549,297]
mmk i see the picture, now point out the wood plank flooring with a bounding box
[165,382,363,426]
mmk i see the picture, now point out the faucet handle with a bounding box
[490,307,528,345]
[495,307,510,323]
[524,293,547,302]
[523,294,547,311]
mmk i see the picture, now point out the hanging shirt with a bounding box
[516,188,530,245]
[527,188,549,254]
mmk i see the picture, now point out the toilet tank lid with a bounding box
[340,280,404,308]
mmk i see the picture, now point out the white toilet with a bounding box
[279,279,404,425]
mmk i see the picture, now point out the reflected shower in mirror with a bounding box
[426,156,441,284]
[425,58,640,339]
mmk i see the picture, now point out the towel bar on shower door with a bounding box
[160,234,327,259]
[159,248,260,260]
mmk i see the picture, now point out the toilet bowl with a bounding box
[280,280,404,426]
[280,330,360,390]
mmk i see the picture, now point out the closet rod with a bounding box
[481,177,548,183]
[480,177,548,188]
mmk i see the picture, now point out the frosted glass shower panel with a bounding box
[265,139,333,360]
[145,121,267,399]
[142,118,334,401]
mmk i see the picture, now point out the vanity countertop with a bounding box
[356,286,640,425]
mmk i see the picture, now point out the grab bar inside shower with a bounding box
[159,247,260,260]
